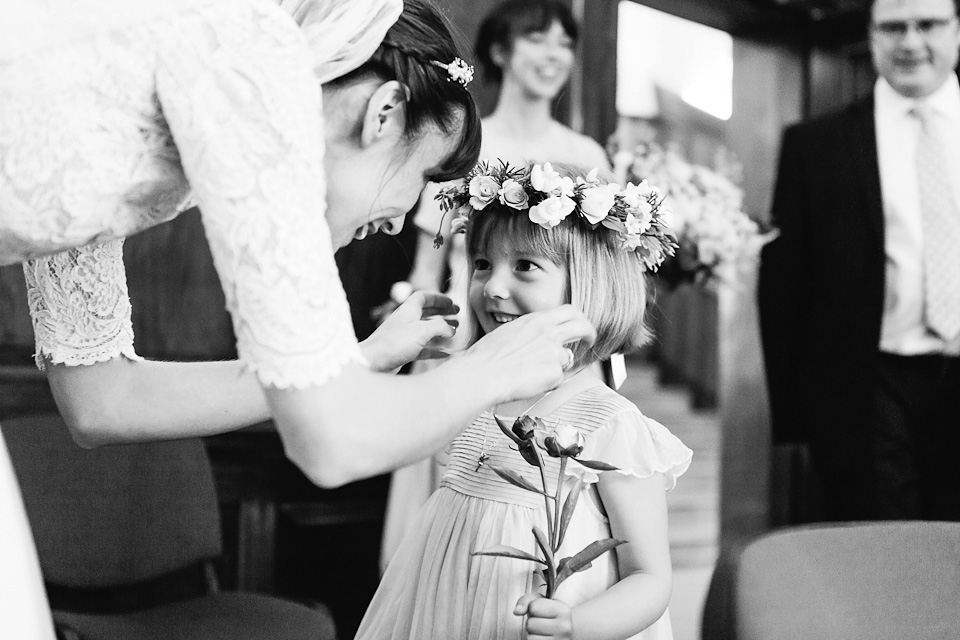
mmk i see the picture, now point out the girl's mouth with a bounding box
[490,312,521,325]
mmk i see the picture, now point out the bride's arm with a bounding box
[43,287,462,447]
[46,358,271,447]
[46,304,592,487]
[267,305,592,487]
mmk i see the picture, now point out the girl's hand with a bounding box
[462,305,596,403]
[360,291,459,372]
[515,594,574,640]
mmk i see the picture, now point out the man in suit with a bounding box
[759,0,960,522]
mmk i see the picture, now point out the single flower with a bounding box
[543,424,584,458]
[580,184,619,224]
[529,195,575,228]
[530,163,563,194]
[469,175,500,210]
[498,179,529,210]
[625,209,652,236]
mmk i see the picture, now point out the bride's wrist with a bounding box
[435,349,507,406]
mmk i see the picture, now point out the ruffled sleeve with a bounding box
[153,0,365,388]
[23,239,142,369]
[568,409,692,490]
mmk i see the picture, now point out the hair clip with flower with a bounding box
[430,57,475,88]
[435,161,678,272]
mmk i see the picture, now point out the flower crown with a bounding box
[435,161,678,272]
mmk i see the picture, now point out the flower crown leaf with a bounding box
[434,161,678,271]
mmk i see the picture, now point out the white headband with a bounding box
[277,0,403,85]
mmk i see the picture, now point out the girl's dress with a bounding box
[357,384,693,640]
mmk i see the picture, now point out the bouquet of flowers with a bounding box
[472,414,624,599]
[612,141,776,287]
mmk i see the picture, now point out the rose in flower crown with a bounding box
[435,161,677,272]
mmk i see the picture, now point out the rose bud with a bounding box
[543,424,584,458]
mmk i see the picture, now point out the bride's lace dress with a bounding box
[0,0,365,388]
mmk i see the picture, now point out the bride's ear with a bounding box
[360,80,409,148]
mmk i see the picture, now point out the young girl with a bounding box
[382,2,617,570]
[357,162,693,640]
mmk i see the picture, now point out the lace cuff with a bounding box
[23,239,141,369]
[567,410,692,490]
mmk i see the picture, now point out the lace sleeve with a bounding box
[23,239,141,369]
[153,0,364,389]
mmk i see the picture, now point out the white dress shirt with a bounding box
[875,75,960,354]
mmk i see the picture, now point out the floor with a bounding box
[617,358,720,640]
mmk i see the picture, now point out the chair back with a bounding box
[1,413,222,588]
[736,522,960,640]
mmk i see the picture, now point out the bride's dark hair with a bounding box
[330,0,481,183]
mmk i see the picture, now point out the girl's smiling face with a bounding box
[468,241,568,335]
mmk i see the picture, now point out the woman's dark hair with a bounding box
[328,0,480,182]
[474,0,579,85]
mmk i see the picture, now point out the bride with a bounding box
[0,0,595,635]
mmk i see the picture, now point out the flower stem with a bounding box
[536,452,554,547]
[553,456,568,550]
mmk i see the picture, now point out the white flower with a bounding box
[580,183,619,224]
[543,424,585,458]
[530,163,563,194]
[529,195,576,228]
[469,175,500,210]
[625,211,652,236]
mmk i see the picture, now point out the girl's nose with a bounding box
[484,272,510,299]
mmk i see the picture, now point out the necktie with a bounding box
[914,104,960,342]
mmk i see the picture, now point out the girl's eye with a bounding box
[473,258,491,271]
[523,32,546,44]
[516,259,540,273]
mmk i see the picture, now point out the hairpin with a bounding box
[430,57,475,88]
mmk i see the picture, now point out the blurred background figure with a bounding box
[759,0,960,523]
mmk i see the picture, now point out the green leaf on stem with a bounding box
[489,464,551,496]
[494,414,522,444]
[532,526,555,565]
[533,567,546,585]
[472,545,547,565]
[557,476,584,549]
[555,538,626,587]
[574,458,620,471]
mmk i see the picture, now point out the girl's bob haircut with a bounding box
[465,163,653,369]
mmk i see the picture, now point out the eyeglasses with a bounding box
[872,16,958,39]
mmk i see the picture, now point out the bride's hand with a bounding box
[360,290,459,372]
[461,305,596,403]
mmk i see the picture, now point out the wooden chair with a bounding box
[1,413,337,640]
[731,521,960,640]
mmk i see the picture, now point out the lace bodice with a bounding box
[1,0,366,387]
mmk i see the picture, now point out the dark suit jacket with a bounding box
[758,96,887,475]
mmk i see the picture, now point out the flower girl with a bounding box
[356,162,692,640]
